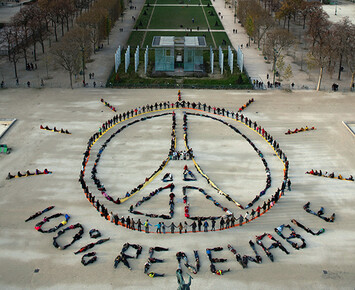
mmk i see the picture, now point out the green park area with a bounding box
[109,0,250,89]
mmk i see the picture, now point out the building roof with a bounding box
[152,36,206,48]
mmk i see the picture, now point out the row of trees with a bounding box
[237,0,355,90]
[307,10,354,90]
[1,0,123,86]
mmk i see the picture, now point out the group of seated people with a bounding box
[7,168,51,179]
[306,169,353,181]
[285,126,316,135]
[40,125,71,134]
[100,98,117,112]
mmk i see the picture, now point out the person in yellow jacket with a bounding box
[147,272,164,278]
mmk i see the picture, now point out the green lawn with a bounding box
[213,32,232,48]
[134,5,154,29]
[148,6,208,29]
[203,5,223,30]
[155,0,212,5]
[127,31,145,47]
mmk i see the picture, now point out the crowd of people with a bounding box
[285,126,316,135]
[40,125,71,134]
[291,219,325,236]
[306,169,353,181]
[114,243,143,270]
[303,202,335,222]
[6,168,51,180]
[100,98,117,112]
[255,233,290,262]
[35,213,70,233]
[86,112,173,206]
[228,242,262,268]
[77,91,290,233]
[52,223,84,250]
[206,247,230,275]
[182,185,232,221]
[130,183,175,220]
[143,246,168,277]
[184,112,277,211]
[274,224,307,250]
[25,206,55,222]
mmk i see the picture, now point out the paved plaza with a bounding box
[0,88,354,289]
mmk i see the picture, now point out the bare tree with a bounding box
[2,24,23,79]
[51,29,82,88]
[307,8,331,91]
[330,17,355,81]
[264,28,294,85]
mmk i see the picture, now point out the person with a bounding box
[176,266,193,290]
[170,222,177,233]
[184,221,188,233]
[178,222,183,234]
[144,261,151,273]
[6,172,15,180]
[149,257,164,263]
[197,218,202,231]
[137,219,142,231]
[203,220,209,232]
[155,222,162,234]
[219,217,225,230]
[287,179,291,191]
[144,220,151,233]
[148,272,164,278]
[238,214,243,226]
[244,212,249,222]
[211,219,216,231]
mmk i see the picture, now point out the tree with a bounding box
[253,6,274,49]
[276,0,298,31]
[12,6,33,66]
[51,29,82,88]
[283,64,293,81]
[245,15,255,46]
[307,8,331,91]
[331,17,355,81]
[77,7,108,53]
[1,24,23,79]
[299,1,320,30]
[264,28,294,85]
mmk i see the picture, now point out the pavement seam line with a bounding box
[141,0,158,47]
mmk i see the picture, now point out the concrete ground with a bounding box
[0,88,354,289]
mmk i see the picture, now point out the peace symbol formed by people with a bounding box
[79,91,289,234]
